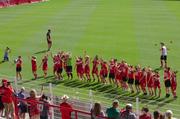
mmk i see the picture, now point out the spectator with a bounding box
[120,103,137,119]
[18,87,27,119]
[0,79,15,119]
[139,107,152,119]
[40,95,50,119]
[153,111,165,119]
[26,86,43,119]
[59,95,73,119]
[91,102,105,119]
[165,110,176,119]
[106,100,120,119]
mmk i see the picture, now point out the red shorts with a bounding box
[84,65,90,74]
[32,66,37,72]
[147,81,153,88]
[92,67,98,75]
[47,40,52,44]
[100,70,103,76]
[43,66,48,71]
[53,65,58,72]
[77,67,84,74]
[115,74,122,81]
[140,82,146,88]
[171,85,177,91]
[154,81,161,89]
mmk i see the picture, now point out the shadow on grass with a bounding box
[18,76,176,109]
[154,67,163,72]
[157,98,176,107]
[34,50,47,55]
[0,60,5,64]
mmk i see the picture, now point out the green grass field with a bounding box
[0,0,180,117]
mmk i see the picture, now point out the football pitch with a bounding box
[0,0,180,117]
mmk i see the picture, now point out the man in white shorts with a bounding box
[160,42,167,68]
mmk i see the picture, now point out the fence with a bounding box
[15,97,109,119]
[0,74,180,118]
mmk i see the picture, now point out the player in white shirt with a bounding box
[160,42,167,68]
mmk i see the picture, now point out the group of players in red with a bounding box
[15,50,177,99]
[74,54,177,98]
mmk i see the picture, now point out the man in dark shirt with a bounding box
[46,29,52,51]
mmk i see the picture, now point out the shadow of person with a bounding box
[0,60,5,64]
[34,50,47,55]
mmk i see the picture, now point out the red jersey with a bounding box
[76,60,84,74]
[135,70,142,80]
[84,59,90,74]
[26,97,40,117]
[153,74,160,89]
[115,65,122,81]
[31,59,37,71]
[140,72,147,86]
[102,63,108,75]
[147,72,153,87]
[164,70,171,81]
[171,73,177,87]
[119,64,127,78]
[139,113,152,119]
[109,63,116,74]
[92,60,99,74]
[60,102,73,119]
[128,69,134,79]
[57,59,63,69]
[16,59,22,68]
[0,86,14,103]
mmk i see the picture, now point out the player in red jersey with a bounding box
[153,71,161,97]
[51,53,58,78]
[56,54,64,80]
[139,68,147,95]
[99,60,108,84]
[75,57,84,80]
[15,56,23,80]
[147,68,154,96]
[31,56,37,79]
[40,55,48,78]
[108,59,117,84]
[46,29,52,51]
[120,60,128,90]
[115,63,123,88]
[171,71,177,98]
[128,65,135,93]
[164,67,171,97]
[135,66,141,93]
[84,55,91,81]
[92,55,100,82]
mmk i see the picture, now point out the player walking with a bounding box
[160,42,168,68]
[46,29,52,51]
